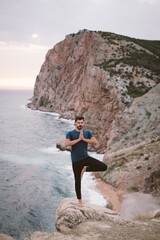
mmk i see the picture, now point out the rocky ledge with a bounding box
[1,198,160,240]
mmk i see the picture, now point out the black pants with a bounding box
[72,156,107,200]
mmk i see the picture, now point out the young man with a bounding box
[65,116,107,207]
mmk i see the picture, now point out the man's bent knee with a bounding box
[101,162,107,171]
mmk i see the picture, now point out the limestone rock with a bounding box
[100,83,160,194]
[55,198,120,233]
[56,138,71,151]
[144,168,160,196]
[25,198,160,240]
[146,209,160,219]
[0,234,16,240]
[100,137,160,194]
[24,231,76,240]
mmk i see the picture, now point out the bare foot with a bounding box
[78,199,83,207]
[81,167,86,179]
[78,203,83,207]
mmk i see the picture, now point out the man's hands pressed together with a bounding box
[79,130,85,141]
[79,130,97,145]
[65,129,97,147]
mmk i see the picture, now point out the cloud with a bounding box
[0,41,49,89]
[32,34,39,39]
[0,41,49,52]
[0,0,160,89]
[0,0,160,45]
[140,0,159,3]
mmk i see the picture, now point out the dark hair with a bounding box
[75,116,84,122]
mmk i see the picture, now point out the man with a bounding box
[65,116,107,207]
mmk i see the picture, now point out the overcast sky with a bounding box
[0,0,160,89]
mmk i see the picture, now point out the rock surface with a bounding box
[23,198,160,240]
[1,198,160,240]
[28,29,160,197]
[0,234,16,240]
[55,198,121,233]
[56,138,71,151]
[99,83,160,195]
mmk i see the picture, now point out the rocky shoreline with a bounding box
[1,198,160,240]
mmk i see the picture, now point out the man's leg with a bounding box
[72,157,107,206]
[72,161,84,206]
[84,156,107,172]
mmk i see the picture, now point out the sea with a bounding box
[0,89,106,240]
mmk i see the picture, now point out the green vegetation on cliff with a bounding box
[97,31,160,75]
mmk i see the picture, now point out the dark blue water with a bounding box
[0,90,76,239]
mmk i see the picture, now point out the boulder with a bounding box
[56,138,71,151]
[21,198,160,240]
[0,234,16,240]
[55,198,120,233]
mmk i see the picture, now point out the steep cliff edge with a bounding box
[28,30,160,196]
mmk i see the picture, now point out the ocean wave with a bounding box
[25,107,74,124]
[40,146,61,154]
[82,173,107,207]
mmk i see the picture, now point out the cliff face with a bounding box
[28,30,160,153]
[29,30,124,152]
[28,30,160,195]
[99,83,160,195]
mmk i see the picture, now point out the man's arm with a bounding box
[80,130,97,145]
[65,138,81,147]
[65,130,98,147]
[82,137,97,145]
[65,131,81,147]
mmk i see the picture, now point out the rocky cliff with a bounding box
[99,83,160,196]
[28,30,160,196]
[1,198,160,240]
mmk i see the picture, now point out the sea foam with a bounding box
[82,172,107,207]
[25,106,107,206]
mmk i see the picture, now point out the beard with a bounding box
[77,125,83,130]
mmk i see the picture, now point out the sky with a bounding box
[0,0,160,89]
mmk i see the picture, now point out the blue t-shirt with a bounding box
[66,129,94,162]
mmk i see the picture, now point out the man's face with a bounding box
[75,120,84,130]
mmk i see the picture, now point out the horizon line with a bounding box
[0,86,34,90]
